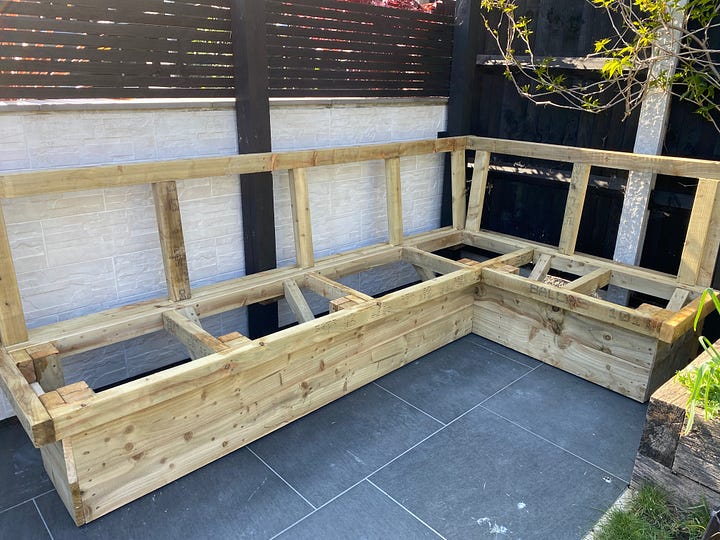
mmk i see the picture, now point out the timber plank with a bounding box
[677,179,720,286]
[288,168,314,267]
[152,181,191,301]
[162,308,228,360]
[0,203,28,345]
[385,157,404,245]
[558,163,591,256]
[40,440,85,525]
[302,272,373,302]
[563,268,611,296]
[464,150,490,232]
[528,254,553,281]
[283,280,315,323]
[450,149,467,229]
[666,288,692,311]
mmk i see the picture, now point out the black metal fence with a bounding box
[0,0,454,99]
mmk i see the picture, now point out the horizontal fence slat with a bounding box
[266,47,452,68]
[0,86,233,99]
[270,77,448,91]
[267,35,451,58]
[0,73,233,88]
[0,60,233,78]
[267,56,450,75]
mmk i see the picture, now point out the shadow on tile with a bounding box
[376,336,533,423]
[250,384,441,507]
[0,501,51,540]
[0,417,53,511]
[277,481,441,539]
[35,448,312,540]
[371,406,625,540]
[483,364,647,480]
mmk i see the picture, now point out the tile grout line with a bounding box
[246,447,317,511]
[32,499,55,540]
[372,382,447,426]
[366,479,448,540]
[466,338,541,370]
[0,488,57,516]
[479,405,631,484]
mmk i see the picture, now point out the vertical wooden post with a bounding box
[465,150,490,231]
[677,179,720,286]
[384,157,403,245]
[231,0,278,338]
[0,203,28,345]
[440,0,481,227]
[558,163,592,255]
[152,181,191,301]
[288,168,314,267]
[451,149,467,229]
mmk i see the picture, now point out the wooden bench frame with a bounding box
[1,135,719,525]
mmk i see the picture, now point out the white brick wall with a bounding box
[0,99,447,420]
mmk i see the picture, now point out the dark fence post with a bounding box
[441,0,481,227]
[231,0,278,338]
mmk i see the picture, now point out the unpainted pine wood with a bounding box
[0,203,28,345]
[413,264,436,282]
[283,280,315,323]
[558,162,592,255]
[451,149,467,229]
[473,285,655,401]
[466,136,720,182]
[563,268,611,296]
[27,343,64,391]
[0,137,466,199]
[11,349,36,383]
[401,246,467,275]
[659,293,716,343]
[162,307,229,360]
[302,272,373,302]
[44,269,480,442]
[666,288,692,311]
[288,168,314,268]
[464,150,491,231]
[528,253,553,281]
[152,181,191,302]
[677,179,720,286]
[329,294,367,312]
[40,439,85,525]
[67,290,473,523]
[384,157,403,245]
[218,331,252,346]
[0,347,53,446]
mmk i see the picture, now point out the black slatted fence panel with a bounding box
[266,0,454,98]
[0,0,234,99]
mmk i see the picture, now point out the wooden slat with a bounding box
[11,349,36,384]
[659,294,715,343]
[666,288,692,311]
[0,138,465,199]
[401,246,467,275]
[329,294,368,312]
[558,163,592,255]
[677,179,720,286]
[152,181,191,302]
[162,307,228,360]
[302,273,372,302]
[283,280,315,324]
[385,157,403,245]
[0,347,53,446]
[563,268,612,296]
[0,203,28,345]
[528,253,553,281]
[466,136,720,182]
[413,265,437,282]
[464,150,490,232]
[451,149,467,229]
[288,168,314,268]
[27,343,64,392]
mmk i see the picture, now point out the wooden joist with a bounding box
[288,168,314,268]
[302,272,373,302]
[152,181,191,302]
[0,203,28,345]
[558,163,591,256]
[162,307,229,360]
[528,253,553,281]
[283,280,315,324]
[465,150,490,232]
[666,288,692,312]
[401,246,468,276]
[26,343,64,392]
[563,268,611,296]
[385,157,404,245]
[677,178,720,286]
[450,149,467,229]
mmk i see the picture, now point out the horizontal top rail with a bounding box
[0,137,464,199]
[467,136,720,182]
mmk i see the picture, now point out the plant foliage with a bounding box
[479,0,720,130]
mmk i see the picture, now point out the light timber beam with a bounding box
[26,343,64,392]
[666,288,692,312]
[385,157,403,245]
[302,272,373,302]
[413,265,437,282]
[558,163,591,255]
[283,280,315,324]
[288,168,314,268]
[465,150,490,232]
[329,294,367,312]
[402,246,468,275]
[451,149,467,229]
[162,307,229,360]
[528,254,553,281]
[677,179,720,286]
[563,268,612,296]
[0,203,28,345]
[152,181,191,302]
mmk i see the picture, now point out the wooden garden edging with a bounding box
[1,135,719,524]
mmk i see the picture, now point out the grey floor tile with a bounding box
[465,333,543,368]
[483,364,647,480]
[371,406,625,540]
[35,447,312,540]
[0,417,53,512]
[376,336,533,423]
[250,383,442,507]
[277,481,441,540]
[0,501,51,540]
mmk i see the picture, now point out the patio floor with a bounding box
[0,334,647,539]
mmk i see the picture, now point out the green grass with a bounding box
[594,485,709,540]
